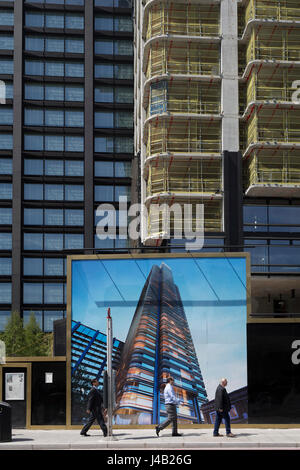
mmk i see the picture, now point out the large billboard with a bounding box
[67,253,250,426]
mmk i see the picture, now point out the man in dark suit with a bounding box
[213,378,235,437]
[80,378,107,437]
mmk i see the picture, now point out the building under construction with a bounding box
[134,0,300,243]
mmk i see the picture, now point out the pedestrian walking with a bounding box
[213,378,235,437]
[155,377,182,437]
[80,378,107,437]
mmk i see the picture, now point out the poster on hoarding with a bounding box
[5,373,25,401]
[68,254,249,426]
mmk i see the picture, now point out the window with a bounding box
[0,59,13,74]
[24,233,43,251]
[0,233,12,250]
[0,10,14,26]
[94,185,114,202]
[0,283,11,303]
[0,34,13,50]
[0,258,11,275]
[23,258,43,276]
[95,40,133,56]
[0,133,13,150]
[24,159,44,175]
[24,184,43,200]
[94,161,114,177]
[25,11,84,29]
[0,208,12,225]
[94,86,133,103]
[0,183,12,199]
[115,161,131,177]
[94,136,114,153]
[24,159,83,176]
[0,311,11,332]
[23,283,43,304]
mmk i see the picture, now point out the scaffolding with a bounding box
[147,198,223,238]
[239,0,300,194]
[147,79,221,117]
[146,158,222,197]
[245,149,300,189]
[145,41,220,79]
[146,117,222,156]
[144,2,220,41]
[140,1,223,241]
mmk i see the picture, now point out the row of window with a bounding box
[0,133,84,151]
[94,39,133,55]
[0,37,134,58]
[0,82,133,104]
[0,232,84,251]
[23,183,84,201]
[94,15,132,32]
[25,35,84,54]
[0,158,131,177]
[244,239,300,273]
[244,205,300,232]
[0,257,67,276]
[24,107,84,128]
[0,133,134,152]
[25,11,84,29]
[0,310,66,334]
[0,231,128,251]
[0,59,133,79]
[0,282,66,304]
[0,0,131,6]
[23,208,84,226]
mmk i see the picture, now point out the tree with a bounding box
[24,312,48,356]
[1,311,53,357]
[1,311,26,356]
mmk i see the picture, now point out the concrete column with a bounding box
[84,0,94,252]
[220,0,239,152]
[12,0,23,312]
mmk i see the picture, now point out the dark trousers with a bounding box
[81,408,107,436]
[213,411,231,435]
[158,404,178,435]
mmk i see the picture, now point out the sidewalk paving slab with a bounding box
[0,428,300,451]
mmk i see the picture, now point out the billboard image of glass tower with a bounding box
[115,262,208,425]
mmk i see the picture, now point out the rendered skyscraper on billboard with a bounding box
[115,262,208,425]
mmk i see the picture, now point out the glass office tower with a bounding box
[0,0,133,332]
[115,262,208,425]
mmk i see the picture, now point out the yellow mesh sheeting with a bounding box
[145,2,220,40]
[146,118,222,156]
[146,158,222,197]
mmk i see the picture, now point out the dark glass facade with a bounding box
[0,0,134,332]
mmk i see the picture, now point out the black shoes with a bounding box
[155,426,160,437]
[80,433,90,436]
[172,433,182,437]
[213,433,223,437]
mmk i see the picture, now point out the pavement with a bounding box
[1,427,300,451]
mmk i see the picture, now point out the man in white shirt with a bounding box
[155,377,182,437]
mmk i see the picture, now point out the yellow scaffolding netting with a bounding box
[145,41,220,79]
[243,107,300,148]
[146,117,222,156]
[245,0,300,26]
[146,158,222,197]
[244,66,300,106]
[244,149,300,188]
[147,198,223,237]
[246,25,300,63]
[145,2,220,40]
[147,79,221,117]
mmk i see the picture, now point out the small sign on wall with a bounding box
[5,373,25,401]
[45,372,53,384]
